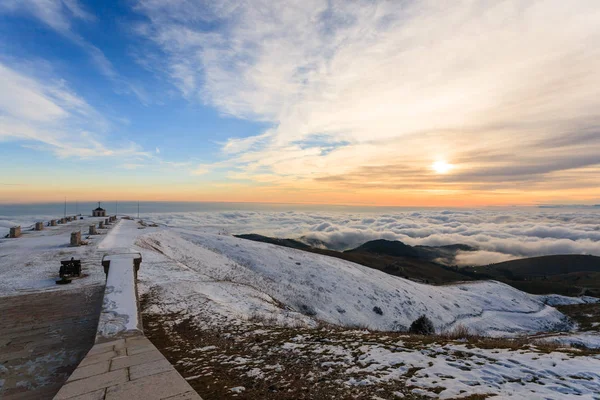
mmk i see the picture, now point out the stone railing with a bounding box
[54,253,202,399]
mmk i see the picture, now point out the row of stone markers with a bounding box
[7,215,80,238]
[88,215,118,236]
[7,214,119,240]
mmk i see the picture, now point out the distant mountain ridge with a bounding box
[347,239,420,257]
[476,254,600,275]
[464,254,600,297]
[234,233,600,297]
[235,234,311,250]
[234,234,478,284]
[346,238,477,264]
[235,235,476,265]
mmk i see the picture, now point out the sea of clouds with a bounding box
[2,207,598,266]
[143,208,600,266]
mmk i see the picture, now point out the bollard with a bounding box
[35,222,44,231]
[9,226,21,238]
[50,219,57,226]
[70,231,81,247]
[99,221,104,229]
[105,218,110,225]
[89,225,97,235]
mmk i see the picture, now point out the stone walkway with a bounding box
[54,335,201,400]
[0,286,104,399]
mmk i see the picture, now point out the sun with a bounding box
[431,160,454,174]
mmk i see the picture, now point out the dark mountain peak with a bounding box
[346,239,420,258]
[484,254,600,273]
[298,236,330,249]
[235,234,310,250]
[434,244,477,252]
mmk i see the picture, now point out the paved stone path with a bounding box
[54,335,202,400]
[0,286,104,399]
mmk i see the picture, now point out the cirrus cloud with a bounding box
[133,0,600,200]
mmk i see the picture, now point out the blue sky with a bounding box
[1,1,599,205]
[0,1,269,183]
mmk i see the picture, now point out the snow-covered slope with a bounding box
[136,228,575,336]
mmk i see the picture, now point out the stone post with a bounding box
[35,222,44,231]
[50,219,57,226]
[105,218,110,225]
[9,226,21,238]
[89,225,97,235]
[98,221,104,229]
[70,231,81,247]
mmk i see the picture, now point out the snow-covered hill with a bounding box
[136,228,577,336]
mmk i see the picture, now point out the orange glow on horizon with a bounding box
[2,180,598,208]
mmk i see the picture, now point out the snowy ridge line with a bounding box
[184,238,545,331]
[133,228,581,336]
[183,233,557,333]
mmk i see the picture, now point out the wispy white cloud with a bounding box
[0,0,93,32]
[0,0,151,104]
[133,0,600,197]
[191,165,211,175]
[221,131,273,155]
[0,61,150,159]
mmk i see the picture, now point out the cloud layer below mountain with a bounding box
[145,207,600,266]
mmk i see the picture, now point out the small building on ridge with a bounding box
[93,202,106,217]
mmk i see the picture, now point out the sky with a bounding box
[1,0,599,206]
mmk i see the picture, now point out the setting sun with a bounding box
[431,161,454,174]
